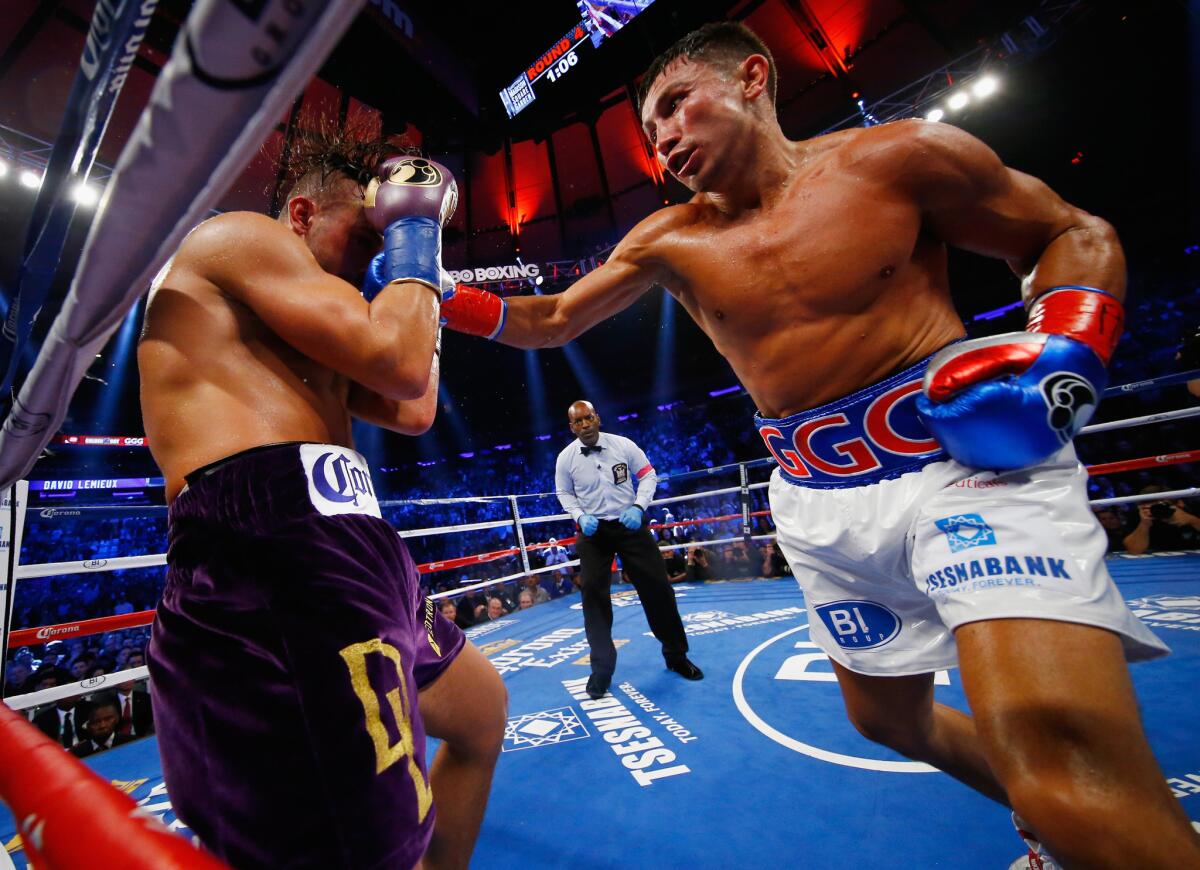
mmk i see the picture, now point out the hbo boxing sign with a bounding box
[449,263,541,284]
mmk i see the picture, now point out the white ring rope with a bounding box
[1079,406,1200,435]
[3,665,150,712]
[1089,487,1200,507]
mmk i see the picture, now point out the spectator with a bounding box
[439,598,473,631]
[760,541,792,578]
[69,654,97,681]
[484,597,508,621]
[520,575,551,606]
[542,538,573,586]
[662,547,688,583]
[35,700,83,749]
[1122,487,1200,554]
[517,590,535,610]
[688,546,714,581]
[3,659,31,697]
[114,669,154,738]
[1094,508,1129,553]
[70,694,135,758]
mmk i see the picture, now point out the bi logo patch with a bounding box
[813,601,901,650]
[934,513,996,553]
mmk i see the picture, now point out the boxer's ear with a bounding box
[286,195,318,236]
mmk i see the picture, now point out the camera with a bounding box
[1150,502,1176,521]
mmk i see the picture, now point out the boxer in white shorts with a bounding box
[437,21,1200,867]
[758,355,1167,677]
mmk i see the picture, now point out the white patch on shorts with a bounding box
[300,444,381,518]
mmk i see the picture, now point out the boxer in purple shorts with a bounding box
[139,131,506,869]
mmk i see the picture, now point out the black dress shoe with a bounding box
[586,673,611,700]
[666,658,704,680]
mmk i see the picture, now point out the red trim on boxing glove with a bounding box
[924,341,1043,402]
[1025,285,1123,364]
[441,285,507,339]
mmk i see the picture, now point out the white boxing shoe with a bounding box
[1007,813,1062,870]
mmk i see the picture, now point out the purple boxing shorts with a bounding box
[148,443,464,869]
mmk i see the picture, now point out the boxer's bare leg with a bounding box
[831,661,1007,803]
[417,643,507,870]
[956,618,1200,867]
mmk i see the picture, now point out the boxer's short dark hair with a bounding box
[637,22,776,112]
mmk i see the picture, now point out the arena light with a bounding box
[0,161,7,178]
[73,183,100,206]
[972,75,999,98]
[925,108,945,122]
[19,169,41,188]
[947,92,970,111]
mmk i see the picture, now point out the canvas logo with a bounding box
[502,707,590,752]
[934,513,996,553]
[733,623,951,773]
[1127,594,1200,632]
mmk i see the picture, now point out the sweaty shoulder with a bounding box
[838,119,1006,201]
[175,211,295,277]
[619,203,706,259]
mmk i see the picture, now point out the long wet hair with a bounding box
[277,118,413,208]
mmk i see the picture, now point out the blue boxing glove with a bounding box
[578,514,600,536]
[361,252,389,301]
[917,285,1123,471]
[364,156,457,292]
[619,505,644,530]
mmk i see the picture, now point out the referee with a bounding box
[555,400,702,700]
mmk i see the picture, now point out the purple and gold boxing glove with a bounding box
[364,156,458,293]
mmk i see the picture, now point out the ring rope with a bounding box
[1087,450,1200,476]
[1090,487,1200,508]
[0,702,230,869]
[4,665,151,712]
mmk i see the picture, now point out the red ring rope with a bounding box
[0,703,229,869]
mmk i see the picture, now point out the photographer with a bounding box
[1122,485,1200,554]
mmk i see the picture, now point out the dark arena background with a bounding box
[0,1,1198,867]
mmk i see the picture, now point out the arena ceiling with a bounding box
[0,0,1192,476]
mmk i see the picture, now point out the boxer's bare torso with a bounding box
[637,129,966,418]
[140,206,439,502]
[496,58,1122,419]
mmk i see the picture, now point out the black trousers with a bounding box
[575,519,688,678]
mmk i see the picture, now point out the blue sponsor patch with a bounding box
[814,600,901,650]
[934,513,996,553]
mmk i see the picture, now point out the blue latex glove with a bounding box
[578,514,600,536]
[618,505,644,530]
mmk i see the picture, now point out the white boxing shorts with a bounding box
[756,355,1169,676]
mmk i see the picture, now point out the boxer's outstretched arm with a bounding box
[494,209,678,348]
[898,119,1126,300]
[188,212,439,400]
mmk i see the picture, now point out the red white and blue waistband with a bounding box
[755,354,947,489]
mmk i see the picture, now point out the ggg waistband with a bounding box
[755,354,947,489]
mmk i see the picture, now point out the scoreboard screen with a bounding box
[499,0,658,119]
[577,0,658,47]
